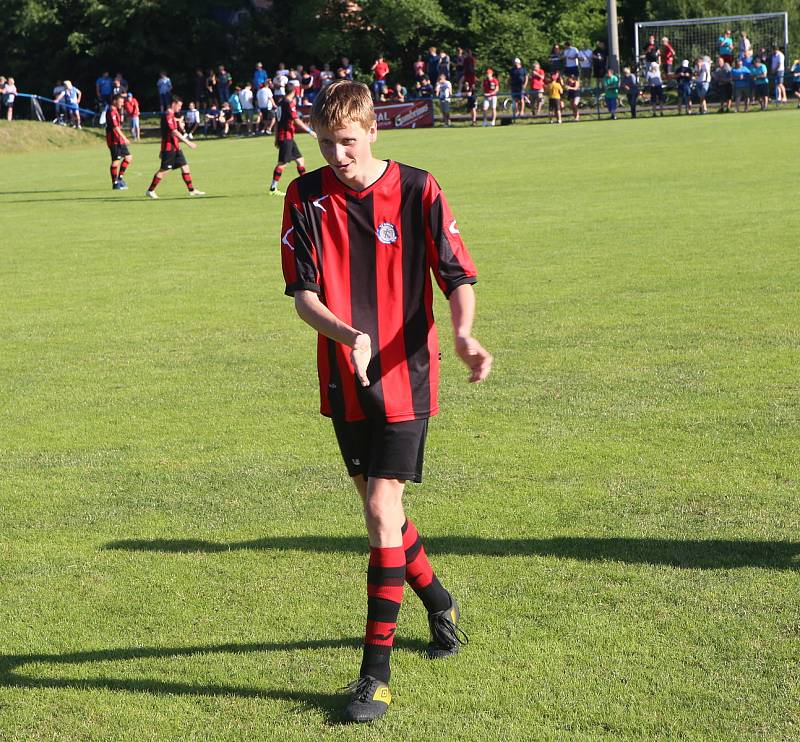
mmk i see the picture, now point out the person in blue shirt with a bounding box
[228,86,243,135]
[252,62,268,90]
[731,59,751,112]
[676,59,693,115]
[718,30,734,64]
[751,57,769,109]
[416,76,434,98]
[792,58,800,106]
[95,72,114,107]
[508,58,529,117]
[157,71,173,112]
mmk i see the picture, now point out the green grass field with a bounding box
[1,113,798,740]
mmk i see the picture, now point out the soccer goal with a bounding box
[634,12,789,66]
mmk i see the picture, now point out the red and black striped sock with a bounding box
[360,545,405,683]
[148,174,162,192]
[297,164,306,176]
[181,171,194,191]
[272,167,283,181]
[119,159,129,176]
[402,519,451,614]
[110,164,119,184]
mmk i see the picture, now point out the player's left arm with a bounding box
[448,284,492,383]
[173,124,196,149]
[423,175,492,383]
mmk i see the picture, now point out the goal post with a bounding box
[634,12,789,65]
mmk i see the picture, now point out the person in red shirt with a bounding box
[106,94,132,190]
[529,61,545,116]
[269,81,317,196]
[123,92,140,141]
[481,68,499,126]
[145,96,204,199]
[371,55,390,101]
[281,80,492,723]
[462,48,476,92]
[661,36,676,76]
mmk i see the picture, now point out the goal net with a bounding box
[635,12,789,68]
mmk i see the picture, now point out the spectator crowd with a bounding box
[3,30,800,131]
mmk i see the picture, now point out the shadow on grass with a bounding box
[0,637,425,723]
[104,536,800,570]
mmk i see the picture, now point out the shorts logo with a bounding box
[352,458,361,466]
[376,222,398,245]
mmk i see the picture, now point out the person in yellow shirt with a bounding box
[544,73,563,123]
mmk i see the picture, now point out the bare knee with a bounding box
[363,478,405,547]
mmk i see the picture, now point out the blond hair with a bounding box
[310,80,376,131]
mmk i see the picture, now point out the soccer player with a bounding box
[268,81,317,196]
[106,94,132,190]
[280,80,492,723]
[481,68,499,126]
[145,96,204,199]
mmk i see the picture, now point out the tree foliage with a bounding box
[0,0,797,107]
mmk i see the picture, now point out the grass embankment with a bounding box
[0,120,104,154]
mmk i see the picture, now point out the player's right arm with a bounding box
[294,292,370,386]
[281,185,369,385]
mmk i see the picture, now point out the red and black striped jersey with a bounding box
[281,160,478,423]
[160,111,181,152]
[105,107,125,146]
[275,98,298,142]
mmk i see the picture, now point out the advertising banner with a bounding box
[374,100,435,129]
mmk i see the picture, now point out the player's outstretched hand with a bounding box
[186,140,197,150]
[455,336,493,383]
[351,333,371,387]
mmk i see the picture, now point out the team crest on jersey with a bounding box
[376,222,398,245]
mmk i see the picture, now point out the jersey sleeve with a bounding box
[281,181,321,296]
[423,174,477,298]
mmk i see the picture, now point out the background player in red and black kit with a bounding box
[269,81,316,196]
[106,93,132,190]
[280,81,492,723]
[145,96,204,199]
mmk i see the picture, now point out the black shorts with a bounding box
[332,417,429,483]
[160,150,188,170]
[109,144,130,161]
[548,98,560,111]
[278,139,302,163]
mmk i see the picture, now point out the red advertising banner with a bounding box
[298,99,435,130]
[374,100,435,129]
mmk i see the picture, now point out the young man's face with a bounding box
[316,119,378,185]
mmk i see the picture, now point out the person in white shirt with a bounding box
[320,63,334,90]
[3,77,18,120]
[581,47,593,84]
[256,82,275,134]
[694,57,711,113]
[646,62,664,116]
[770,45,787,102]
[239,81,255,134]
[562,42,583,80]
[273,73,288,101]
[739,31,752,61]
[434,74,453,126]
[183,101,200,137]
